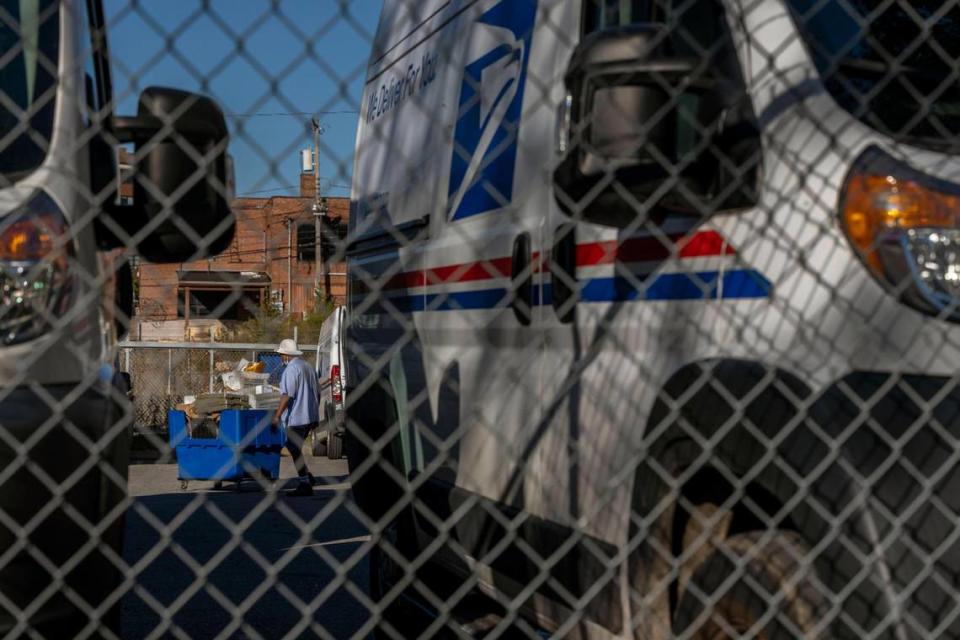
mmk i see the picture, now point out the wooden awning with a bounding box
[177,271,271,289]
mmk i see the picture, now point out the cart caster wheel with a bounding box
[180,480,188,491]
[214,481,223,489]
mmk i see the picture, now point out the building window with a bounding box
[297,219,348,262]
[270,289,284,314]
[322,218,347,262]
[297,223,315,261]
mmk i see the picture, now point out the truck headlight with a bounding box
[841,147,960,321]
[0,192,74,345]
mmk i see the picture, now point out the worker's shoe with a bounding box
[285,481,313,497]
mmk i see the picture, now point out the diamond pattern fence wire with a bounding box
[3,0,960,638]
[118,343,317,436]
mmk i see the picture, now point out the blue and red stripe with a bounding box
[354,231,771,312]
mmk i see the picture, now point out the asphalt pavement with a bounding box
[122,455,371,639]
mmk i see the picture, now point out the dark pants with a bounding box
[285,422,317,481]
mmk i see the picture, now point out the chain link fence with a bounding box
[3,0,960,638]
[118,342,318,434]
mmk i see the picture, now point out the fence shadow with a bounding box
[122,484,370,639]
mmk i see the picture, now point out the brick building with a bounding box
[132,169,348,341]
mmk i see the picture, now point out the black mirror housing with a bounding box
[108,87,235,263]
[553,26,759,228]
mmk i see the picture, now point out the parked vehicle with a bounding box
[0,0,234,635]
[312,306,346,459]
[347,0,960,637]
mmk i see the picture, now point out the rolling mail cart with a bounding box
[169,409,285,490]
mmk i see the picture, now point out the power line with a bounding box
[237,181,351,197]
[238,184,299,196]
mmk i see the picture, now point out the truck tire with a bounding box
[672,531,827,639]
[327,431,343,459]
[367,506,432,638]
[310,429,327,457]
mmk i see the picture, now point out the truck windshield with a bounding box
[582,0,740,61]
[583,0,651,33]
[0,0,58,182]
[787,0,960,148]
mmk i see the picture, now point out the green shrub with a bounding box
[222,294,336,345]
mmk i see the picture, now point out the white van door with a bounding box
[353,0,553,573]
[417,0,547,506]
[405,0,605,614]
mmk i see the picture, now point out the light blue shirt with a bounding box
[279,357,319,427]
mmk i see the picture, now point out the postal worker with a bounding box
[272,338,318,497]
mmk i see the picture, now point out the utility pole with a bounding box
[311,118,329,307]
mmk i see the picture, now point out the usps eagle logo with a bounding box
[448,0,537,220]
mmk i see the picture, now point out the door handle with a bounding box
[551,224,576,324]
[511,233,532,326]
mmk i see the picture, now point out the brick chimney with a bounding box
[299,171,316,199]
[299,148,316,199]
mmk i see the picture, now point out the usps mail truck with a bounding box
[0,0,234,635]
[347,0,960,637]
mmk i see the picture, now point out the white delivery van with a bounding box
[347,0,960,638]
[312,305,346,459]
[0,1,234,635]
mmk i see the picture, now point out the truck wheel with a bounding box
[311,429,327,457]
[672,531,826,639]
[327,431,343,459]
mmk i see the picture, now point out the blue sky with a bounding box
[103,0,383,198]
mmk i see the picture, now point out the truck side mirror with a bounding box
[553,26,760,229]
[103,87,235,262]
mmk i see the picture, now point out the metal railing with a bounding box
[117,341,319,432]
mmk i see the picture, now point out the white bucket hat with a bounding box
[276,338,302,356]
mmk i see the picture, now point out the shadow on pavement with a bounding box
[121,476,371,639]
